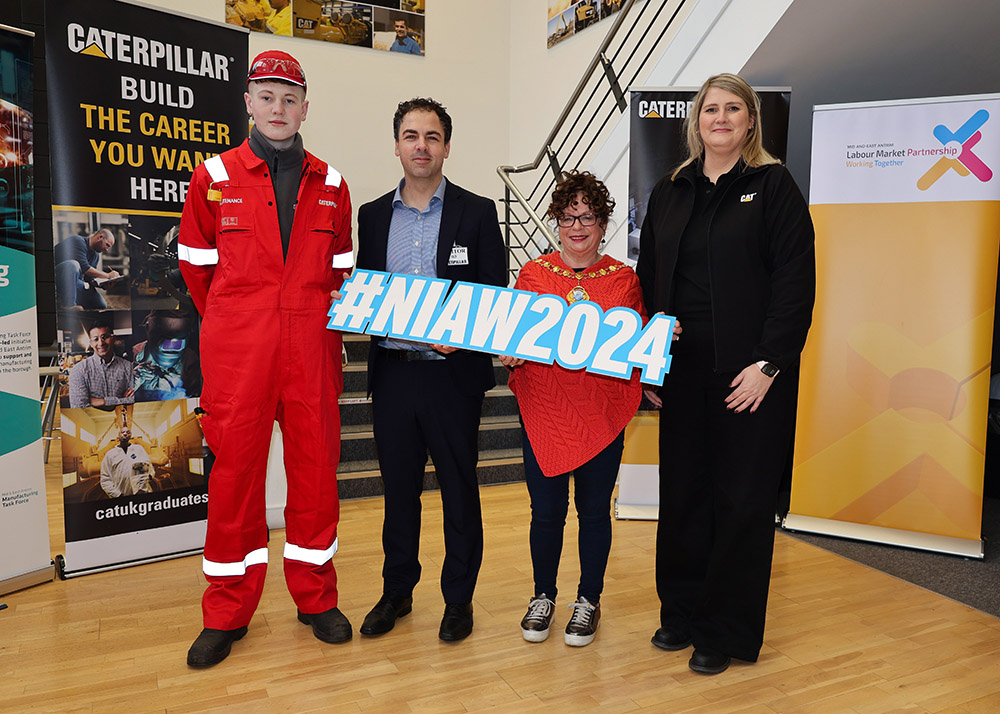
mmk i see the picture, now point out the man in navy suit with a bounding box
[355,97,506,642]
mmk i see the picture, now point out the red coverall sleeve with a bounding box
[178,164,219,316]
[332,179,354,291]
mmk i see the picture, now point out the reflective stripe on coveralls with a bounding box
[178,244,219,266]
[178,155,228,267]
[202,546,269,577]
[204,155,230,183]
[284,538,339,566]
[332,251,354,269]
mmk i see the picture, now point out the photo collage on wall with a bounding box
[226,0,426,56]
[547,0,623,49]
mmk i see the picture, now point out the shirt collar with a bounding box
[392,176,447,210]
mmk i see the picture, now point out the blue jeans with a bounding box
[522,427,625,603]
[56,260,106,309]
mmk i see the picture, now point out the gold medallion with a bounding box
[567,285,590,303]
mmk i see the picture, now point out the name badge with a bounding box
[448,244,469,266]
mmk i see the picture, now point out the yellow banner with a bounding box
[792,201,999,542]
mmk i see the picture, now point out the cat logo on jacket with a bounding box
[740,193,756,203]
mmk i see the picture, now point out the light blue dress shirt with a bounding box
[381,177,446,351]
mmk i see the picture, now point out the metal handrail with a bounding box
[498,0,688,262]
[503,0,641,175]
[497,0,643,251]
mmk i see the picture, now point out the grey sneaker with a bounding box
[520,594,555,642]
[564,596,600,647]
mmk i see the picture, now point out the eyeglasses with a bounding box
[557,213,599,227]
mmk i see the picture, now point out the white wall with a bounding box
[506,0,607,164]
[140,0,511,209]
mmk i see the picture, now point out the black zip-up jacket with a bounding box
[636,160,815,374]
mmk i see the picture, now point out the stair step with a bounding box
[338,385,517,426]
[339,416,522,464]
[335,335,523,500]
[336,448,525,500]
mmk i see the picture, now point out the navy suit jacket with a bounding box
[356,178,508,396]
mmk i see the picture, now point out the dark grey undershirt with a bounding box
[248,125,305,261]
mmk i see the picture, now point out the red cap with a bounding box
[247,50,306,88]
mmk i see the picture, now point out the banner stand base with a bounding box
[56,548,203,579]
[614,499,658,520]
[782,513,984,559]
[0,563,55,597]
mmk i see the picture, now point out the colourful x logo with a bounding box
[917,109,993,190]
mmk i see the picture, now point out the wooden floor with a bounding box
[4,445,1000,713]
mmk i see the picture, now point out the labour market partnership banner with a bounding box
[787,94,1000,558]
[45,0,248,577]
[0,23,53,597]
[329,270,677,385]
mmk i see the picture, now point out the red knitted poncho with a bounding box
[509,252,646,477]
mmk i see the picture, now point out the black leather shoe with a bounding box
[438,603,474,641]
[186,626,248,668]
[360,594,413,636]
[689,648,731,675]
[297,607,352,644]
[651,627,692,651]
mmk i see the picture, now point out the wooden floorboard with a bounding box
[3,441,1000,713]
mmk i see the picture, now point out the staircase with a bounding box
[335,334,525,500]
[500,0,691,275]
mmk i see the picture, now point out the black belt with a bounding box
[377,346,446,362]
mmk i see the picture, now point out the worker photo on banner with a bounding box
[122,214,203,403]
[126,215,185,314]
[128,307,202,404]
[61,401,206,502]
[52,210,130,314]
[372,8,424,54]
[58,310,134,411]
[226,0,292,36]
[295,1,373,47]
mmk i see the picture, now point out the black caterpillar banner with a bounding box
[45,0,248,578]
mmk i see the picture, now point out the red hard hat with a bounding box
[247,50,306,88]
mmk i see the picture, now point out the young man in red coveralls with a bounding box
[179,50,354,668]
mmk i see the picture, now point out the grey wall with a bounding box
[740,0,1000,197]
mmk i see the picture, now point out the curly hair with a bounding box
[545,170,615,228]
[393,97,452,143]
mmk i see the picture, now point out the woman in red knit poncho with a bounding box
[501,171,653,647]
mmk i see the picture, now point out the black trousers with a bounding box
[371,353,485,604]
[656,321,795,662]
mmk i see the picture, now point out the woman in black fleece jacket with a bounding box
[636,73,815,675]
